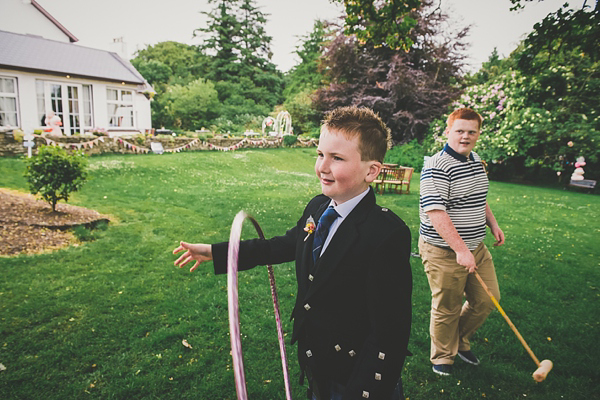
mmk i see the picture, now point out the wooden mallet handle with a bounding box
[474,271,553,382]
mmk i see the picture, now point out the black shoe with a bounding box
[432,364,453,376]
[458,350,480,365]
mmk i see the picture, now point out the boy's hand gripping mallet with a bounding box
[474,271,553,382]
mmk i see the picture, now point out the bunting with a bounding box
[208,137,283,151]
[34,134,308,155]
[43,135,106,149]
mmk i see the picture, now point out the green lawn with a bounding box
[1,148,598,399]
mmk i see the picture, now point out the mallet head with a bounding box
[533,359,553,382]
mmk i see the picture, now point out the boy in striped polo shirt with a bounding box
[419,108,505,376]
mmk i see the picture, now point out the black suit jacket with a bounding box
[212,188,412,399]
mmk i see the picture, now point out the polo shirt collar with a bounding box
[443,143,475,162]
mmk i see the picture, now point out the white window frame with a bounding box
[0,76,20,128]
[107,87,135,129]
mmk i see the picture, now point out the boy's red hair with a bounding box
[447,108,483,131]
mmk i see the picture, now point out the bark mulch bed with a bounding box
[0,188,111,256]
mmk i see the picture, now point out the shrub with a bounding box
[24,145,88,211]
[385,139,427,171]
[134,134,147,145]
[283,135,298,147]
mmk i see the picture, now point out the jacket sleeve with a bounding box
[211,195,327,275]
[212,225,299,275]
[342,224,412,400]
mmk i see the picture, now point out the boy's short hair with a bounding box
[447,108,483,131]
[321,106,391,163]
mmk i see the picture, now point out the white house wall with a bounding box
[0,68,152,134]
[1,0,72,43]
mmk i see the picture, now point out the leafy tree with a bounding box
[331,0,422,50]
[132,59,171,87]
[131,42,211,129]
[315,0,468,143]
[131,41,209,86]
[24,146,88,212]
[166,79,220,130]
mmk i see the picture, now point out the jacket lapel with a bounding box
[300,200,329,276]
[304,188,375,298]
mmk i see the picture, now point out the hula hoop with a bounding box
[227,211,293,400]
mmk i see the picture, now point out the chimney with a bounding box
[111,37,129,60]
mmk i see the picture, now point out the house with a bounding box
[0,0,153,137]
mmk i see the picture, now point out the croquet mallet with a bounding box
[474,271,553,382]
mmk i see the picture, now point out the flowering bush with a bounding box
[428,69,600,181]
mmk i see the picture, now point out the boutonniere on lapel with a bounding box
[304,216,316,241]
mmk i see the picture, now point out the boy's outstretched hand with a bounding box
[173,242,213,272]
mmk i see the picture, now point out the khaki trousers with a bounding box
[419,237,500,365]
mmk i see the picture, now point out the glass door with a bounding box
[49,84,64,134]
[45,82,84,135]
[66,85,81,136]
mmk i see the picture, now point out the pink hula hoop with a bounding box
[227,211,293,400]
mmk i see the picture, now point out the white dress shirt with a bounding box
[318,187,370,257]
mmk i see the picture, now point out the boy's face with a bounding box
[445,118,480,156]
[315,128,380,205]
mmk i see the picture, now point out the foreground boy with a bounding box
[419,107,505,376]
[173,107,412,399]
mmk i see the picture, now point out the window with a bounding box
[107,88,134,128]
[0,76,19,127]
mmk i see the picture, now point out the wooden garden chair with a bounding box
[373,167,390,194]
[399,166,414,194]
[382,167,405,194]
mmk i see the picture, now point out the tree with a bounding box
[197,0,284,112]
[282,20,331,135]
[197,0,242,83]
[131,42,211,129]
[284,20,329,99]
[331,0,422,50]
[166,79,220,130]
[24,146,88,212]
[315,0,468,143]
[131,41,209,86]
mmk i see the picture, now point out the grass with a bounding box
[1,148,599,399]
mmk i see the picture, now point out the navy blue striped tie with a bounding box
[312,206,340,263]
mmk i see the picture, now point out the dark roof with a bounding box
[0,30,146,85]
[31,0,78,43]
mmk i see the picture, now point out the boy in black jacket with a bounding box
[174,107,412,399]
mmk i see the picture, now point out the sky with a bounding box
[38,0,578,73]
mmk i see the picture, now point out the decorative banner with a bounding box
[208,138,247,151]
[42,134,105,149]
[297,138,318,146]
[34,133,305,154]
[163,138,200,153]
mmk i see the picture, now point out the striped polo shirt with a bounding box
[419,144,488,250]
